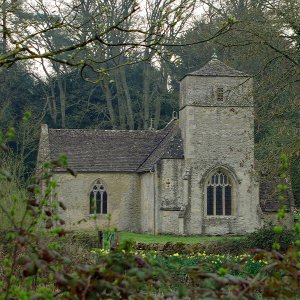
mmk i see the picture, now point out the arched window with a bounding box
[207,171,232,216]
[89,180,107,214]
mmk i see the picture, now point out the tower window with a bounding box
[217,87,224,101]
[207,171,232,216]
[90,180,108,214]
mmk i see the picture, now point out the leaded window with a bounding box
[90,180,107,214]
[207,171,232,216]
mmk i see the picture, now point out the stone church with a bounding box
[38,57,281,235]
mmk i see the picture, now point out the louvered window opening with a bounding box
[207,172,232,216]
[90,180,107,214]
[217,87,224,101]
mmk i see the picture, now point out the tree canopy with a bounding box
[0,0,299,203]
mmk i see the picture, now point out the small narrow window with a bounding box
[90,180,108,214]
[217,87,224,101]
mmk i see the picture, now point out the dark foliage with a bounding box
[134,239,249,256]
[247,226,296,251]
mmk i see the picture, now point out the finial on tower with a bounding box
[211,49,218,59]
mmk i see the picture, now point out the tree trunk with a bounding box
[2,0,7,54]
[119,66,134,129]
[57,78,66,128]
[154,96,161,129]
[143,61,151,129]
[114,71,126,129]
[100,79,117,129]
[47,83,57,127]
[154,61,169,129]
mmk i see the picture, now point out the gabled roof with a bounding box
[47,120,184,173]
[137,120,184,172]
[181,58,249,80]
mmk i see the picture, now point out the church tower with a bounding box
[179,56,260,235]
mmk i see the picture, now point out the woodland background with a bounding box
[0,0,299,205]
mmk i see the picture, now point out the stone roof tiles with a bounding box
[47,120,184,173]
[181,58,249,80]
[137,120,184,172]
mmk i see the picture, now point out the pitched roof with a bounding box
[137,120,184,172]
[181,58,249,80]
[48,120,184,173]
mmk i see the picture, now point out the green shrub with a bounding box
[290,156,300,208]
[247,226,296,251]
[0,152,28,231]
[1,125,300,299]
[133,238,249,255]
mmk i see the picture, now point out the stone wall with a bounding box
[262,212,294,228]
[159,210,182,234]
[179,74,260,235]
[38,61,265,236]
[158,159,185,210]
[180,76,253,109]
[140,172,155,233]
[157,159,185,234]
[54,172,141,231]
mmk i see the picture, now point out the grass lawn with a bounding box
[120,232,242,244]
[76,230,242,244]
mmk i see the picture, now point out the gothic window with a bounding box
[217,87,224,101]
[89,180,108,214]
[206,171,232,216]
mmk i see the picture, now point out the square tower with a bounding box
[179,57,260,235]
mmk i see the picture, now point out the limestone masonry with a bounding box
[37,57,293,235]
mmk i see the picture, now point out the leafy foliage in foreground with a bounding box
[1,126,300,299]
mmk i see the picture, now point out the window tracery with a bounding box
[207,171,232,216]
[89,180,107,214]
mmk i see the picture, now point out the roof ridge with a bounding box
[162,117,178,131]
[180,58,249,80]
[135,128,171,172]
[48,128,160,133]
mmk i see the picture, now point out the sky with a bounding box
[23,0,205,79]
